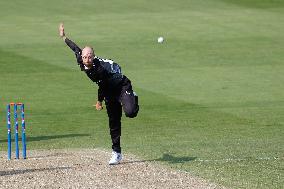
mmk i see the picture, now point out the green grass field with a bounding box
[0,0,283,188]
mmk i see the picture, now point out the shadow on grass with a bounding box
[155,153,197,164]
[122,153,197,165]
[0,134,90,143]
[0,167,71,176]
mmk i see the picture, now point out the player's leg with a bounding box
[105,99,123,164]
[121,80,139,118]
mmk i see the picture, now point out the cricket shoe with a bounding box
[109,151,122,165]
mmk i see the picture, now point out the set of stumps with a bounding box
[6,102,27,160]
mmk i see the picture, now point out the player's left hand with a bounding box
[94,101,103,111]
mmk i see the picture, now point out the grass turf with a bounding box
[0,0,283,188]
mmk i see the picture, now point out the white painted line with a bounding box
[194,157,281,162]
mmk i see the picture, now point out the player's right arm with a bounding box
[59,23,82,53]
[59,23,84,69]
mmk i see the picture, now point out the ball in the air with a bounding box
[157,37,164,43]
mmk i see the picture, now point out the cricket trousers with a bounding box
[105,77,139,153]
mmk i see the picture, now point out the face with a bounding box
[82,47,94,67]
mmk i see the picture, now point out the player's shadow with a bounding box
[0,134,90,143]
[155,153,197,164]
[0,167,71,176]
[121,153,197,165]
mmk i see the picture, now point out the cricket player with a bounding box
[58,23,139,165]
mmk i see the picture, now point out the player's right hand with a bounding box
[59,23,65,38]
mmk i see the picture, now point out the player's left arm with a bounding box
[96,83,104,110]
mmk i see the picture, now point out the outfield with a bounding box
[0,0,283,188]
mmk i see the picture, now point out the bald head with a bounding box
[81,46,95,68]
[82,46,94,56]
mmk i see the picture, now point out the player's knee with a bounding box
[124,105,139,118]
[124,109,136,118]
[125,112,137,118]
